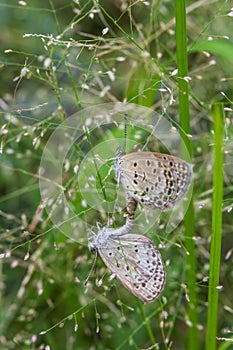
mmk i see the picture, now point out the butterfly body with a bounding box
[115,150,192,211]
[89,225,166,303]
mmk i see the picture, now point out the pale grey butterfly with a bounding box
[88,214,166,303]
[115,148,192,211]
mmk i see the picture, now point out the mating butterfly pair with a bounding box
[88,148,192,303]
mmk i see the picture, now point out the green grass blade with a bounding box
[175,0,199,348]
[190,40,233,63]
[205,103,224,350]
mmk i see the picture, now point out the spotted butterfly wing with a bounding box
[115,151,192,211]
[89,227,166,303]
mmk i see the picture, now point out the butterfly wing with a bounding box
[116,152,192,210]
[98,233,166,303]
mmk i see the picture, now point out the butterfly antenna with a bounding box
[84,252,98,286]
[123,113,128,153]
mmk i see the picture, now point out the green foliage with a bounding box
[0,1,233,349]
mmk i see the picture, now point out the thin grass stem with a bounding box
[205,103,224,350]
[175,0,199,348]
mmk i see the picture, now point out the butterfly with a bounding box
[115,149,192,211]
[88,220,166,303]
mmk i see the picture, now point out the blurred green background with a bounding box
[0,1,233,349]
